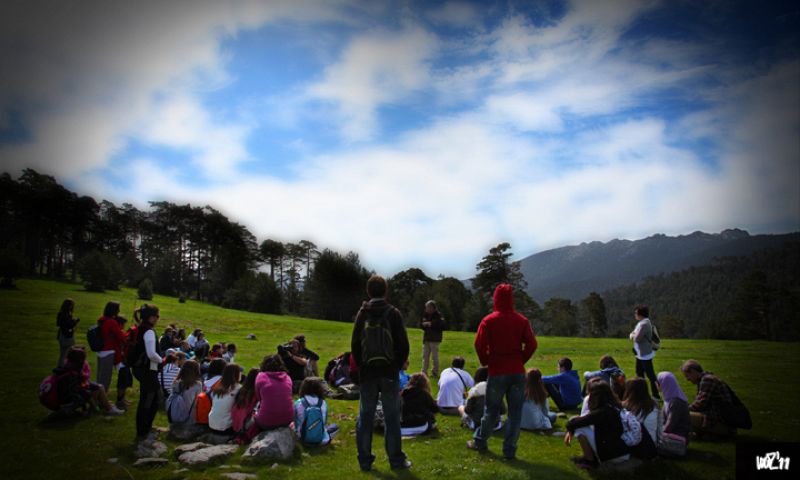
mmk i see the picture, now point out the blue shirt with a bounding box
[542,370,582,407]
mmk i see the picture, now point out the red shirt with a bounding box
[98,316,127,363]
[474,284,537,376]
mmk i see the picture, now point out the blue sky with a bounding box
[1,0,798,279]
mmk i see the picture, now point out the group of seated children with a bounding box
[164,351,338,447]
[565,368,692,468]
[158,325,237,366]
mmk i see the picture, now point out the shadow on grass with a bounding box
[38,411,88,431]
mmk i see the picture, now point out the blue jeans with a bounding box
[474,373,525,458]
[356,376,406,469]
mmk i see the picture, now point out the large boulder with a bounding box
[178,444,239,467]
[241,427,298,464]
[173,442,212,458]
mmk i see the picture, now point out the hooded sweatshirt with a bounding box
[254,370,294,428]
[474,284,537,376]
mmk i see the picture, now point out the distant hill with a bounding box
[519,229,800,302]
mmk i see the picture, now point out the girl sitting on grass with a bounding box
[521,368,555,430]
[57,345,124,416]
[656,371,690,457]
[232,368,259,443]
[623,377,661,444]
[565,379,630,469]
[401,372,439,435]
[167,360,202,428]
[294,377,340,445]
[208,363,242,435]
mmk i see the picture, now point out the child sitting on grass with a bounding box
[459,366,505,431]
[401,372,439,435]
[57,345,124,416]
[293,377,340,446]
[566,379,630,469]
[521,368,555,430]
[656,371,690,457]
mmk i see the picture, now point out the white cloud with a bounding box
[305,26,439,141]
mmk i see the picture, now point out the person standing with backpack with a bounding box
[350,275,411,472]
[467,283,537,460]
[95,301,126,394]
[629,305,660,400]
[131,304,163,445]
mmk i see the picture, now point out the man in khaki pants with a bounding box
[420,300,445,377]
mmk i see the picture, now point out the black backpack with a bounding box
[361,308,394,368]
[86,321,105,352]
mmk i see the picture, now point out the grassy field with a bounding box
[1,278,799,480]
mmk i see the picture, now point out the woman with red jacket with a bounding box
[96,301,126,393]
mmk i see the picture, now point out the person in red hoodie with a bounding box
[96,301,127,394]
[467,284,537,460]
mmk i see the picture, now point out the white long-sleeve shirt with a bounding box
[144,329,163,371]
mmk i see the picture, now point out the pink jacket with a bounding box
[254,371,293,429]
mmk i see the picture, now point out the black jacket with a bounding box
[421,311,445,343]
[401,386,439,428]
[566,405,630,461]
[351,298,410,382]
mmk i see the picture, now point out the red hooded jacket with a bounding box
[474,284,537,376]
[98,316,127,363]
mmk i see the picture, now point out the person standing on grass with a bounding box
[467,283,537,460]
[420,300,445,377]
[56,298,79,368]
[96,301,126,394]
[131,304,163,444]
[351,274,411,471]
[629,305,660,400]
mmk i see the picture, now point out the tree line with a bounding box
[5,169,790,339]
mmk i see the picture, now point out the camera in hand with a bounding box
[277,343,293,355]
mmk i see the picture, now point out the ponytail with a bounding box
[134,304,159,330]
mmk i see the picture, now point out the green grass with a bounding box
[1,278,799,480]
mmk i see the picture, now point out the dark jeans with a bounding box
[356,376,406,469]
[474,373,525,458]
[133,367,160,438]
[636,358,660,399]
[545,383,580,411]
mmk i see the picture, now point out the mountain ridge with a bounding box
[519,229,799,302]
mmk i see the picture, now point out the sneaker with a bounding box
[105,406,124,416]
[466,440,487,452]
[391,460,412,470]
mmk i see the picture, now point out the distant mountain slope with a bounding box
[519,229,800,302]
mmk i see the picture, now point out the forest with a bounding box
[1,168,797,340]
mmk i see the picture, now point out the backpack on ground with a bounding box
[619,408,643,447]
[86,321,105,352]
[721,383,752,429]
[299,397,325,444]
[361,308,394,368]
[651,324,661,351]
[39,371,73,411]
[166,386,195,423]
